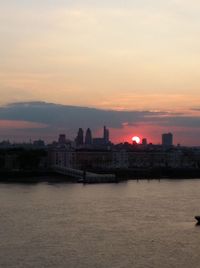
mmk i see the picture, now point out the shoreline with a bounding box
[0,167,200,183]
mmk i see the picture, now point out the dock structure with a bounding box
[52,166,116,183]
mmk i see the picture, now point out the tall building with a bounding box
[85,128,92,145]
[103,126,109,144]
[162,133,173,146]
[58,134,66,144]
[142,138,147,145]
[76,128,84,146]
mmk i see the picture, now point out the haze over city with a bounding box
[1,0,200,145]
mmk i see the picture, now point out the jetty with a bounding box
[52,166,117,183]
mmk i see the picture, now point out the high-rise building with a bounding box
[85,128,92,145]
[76,128,84,146]
[162,133,173,146]
[103,126,109,144]
[142,138,147,145]
[58,134,66,144]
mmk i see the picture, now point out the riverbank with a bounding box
[0,170,77,183]
[114,167,200,179]
[0,167,200,183]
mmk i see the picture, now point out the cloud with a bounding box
[191,107,200,111]
[0,101,199,144]
[0,120,47,129]
[1,101,200,129]
[0,102,164,129]
[137,115,200,128]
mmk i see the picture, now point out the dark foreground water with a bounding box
[0,179,200,268]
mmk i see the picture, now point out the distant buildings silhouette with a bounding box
[75,128,84,146]
[58,134,66,145]
[85,128,92,145]
[75,126,110,148]
[162,133,173,147]
[1,126,200,176]
[142,138,147,145]
[103,126,109,144]
[48,129,186,172]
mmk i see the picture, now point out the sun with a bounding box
[132,136,141,144]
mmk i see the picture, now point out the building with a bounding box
[142,138,147,146]
[93,138,106,146]
[92,126,110,147]
[112,150,129,168]
[103,126,109,144]
[33,139,45,148]
[162,133,173,147]
[58,134,66,145]
[75,128,84,146]
[75,150,113,169]
[85,128,92,145]
[48,147,76,168]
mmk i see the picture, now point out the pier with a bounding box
[52,166,117,183]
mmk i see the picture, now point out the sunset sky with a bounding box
[0,0,200,145]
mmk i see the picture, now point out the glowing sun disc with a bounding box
[132,136,140,144]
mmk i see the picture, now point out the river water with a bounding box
[0,179,200,268]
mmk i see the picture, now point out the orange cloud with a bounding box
[0,120,47,129]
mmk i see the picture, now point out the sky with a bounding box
[0,1,200,144]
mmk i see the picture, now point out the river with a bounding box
[0,179,200,268]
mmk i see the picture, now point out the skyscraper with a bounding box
[162,133,173,147]
[85,128,92,145]
[76,128,84,146]
[103,126,109,144]
[58,134,66,144]
[142,138,147,145]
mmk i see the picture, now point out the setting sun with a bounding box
[132,136,141,144]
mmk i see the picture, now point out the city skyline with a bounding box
[0,101,199,146]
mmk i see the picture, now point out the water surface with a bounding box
[0,179,200,268]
